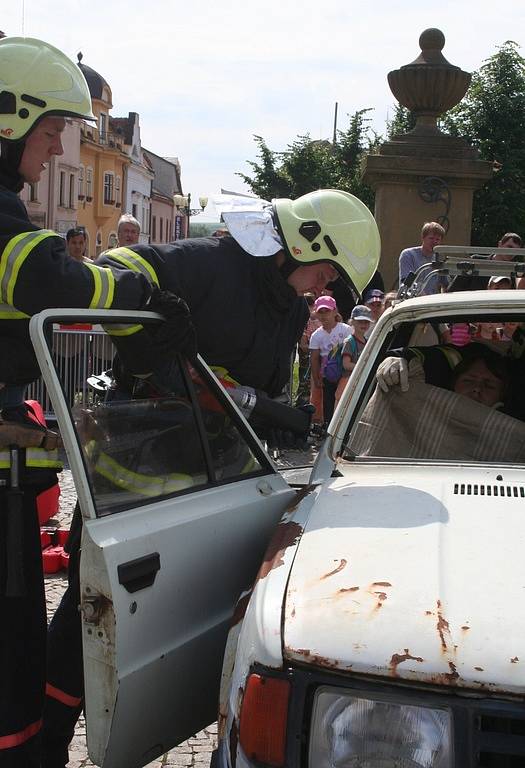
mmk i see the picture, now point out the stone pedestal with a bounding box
[362,28,493,291]
[363,135,493,290]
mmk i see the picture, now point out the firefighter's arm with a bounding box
[6,231,152,315]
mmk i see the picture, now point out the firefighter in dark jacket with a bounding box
[97,189,381,395]
[0,36,158,768]
[46,188,381,766]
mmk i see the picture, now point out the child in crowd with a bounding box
[336,305,372,406]
[309,295,351,429]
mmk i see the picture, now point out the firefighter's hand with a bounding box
[376,356,409,393]
[264,404,315,451]
[148,288,197,361]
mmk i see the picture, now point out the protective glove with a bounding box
[148,287,197,362]
[253,404,315,451]
[376,356,409,393]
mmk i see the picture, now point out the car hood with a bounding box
[283,463,525,695]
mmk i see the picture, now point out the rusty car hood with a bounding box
[283,463,525,695]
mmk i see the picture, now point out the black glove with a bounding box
[252,403,315,451]
[148,287,197,361]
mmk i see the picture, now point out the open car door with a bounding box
[30,309,298,768]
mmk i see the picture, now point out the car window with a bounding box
[41,321,266,517]
[342,317,525,465]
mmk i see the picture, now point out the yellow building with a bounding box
[76,54,129,259]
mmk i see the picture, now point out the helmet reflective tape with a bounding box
[0,447,61,469]
[83,262,115,309]
[0,302,28,319]
[0,230,56,303]
[0,37,95,142]
[93,450,194,497]
[105,248,160,287]
[272,189,380,296]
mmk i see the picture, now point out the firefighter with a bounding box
[0,36,180,767]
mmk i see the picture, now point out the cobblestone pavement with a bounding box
[46,445,317,767]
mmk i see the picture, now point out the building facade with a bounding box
[143,150,184,243]
[76,55,129,258]
[111,112,153,244]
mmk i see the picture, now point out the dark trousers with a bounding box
[42,511,83,768]
[322,378,339,426]
[0,486,47,768]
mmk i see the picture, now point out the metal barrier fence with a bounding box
[26,325,114,418]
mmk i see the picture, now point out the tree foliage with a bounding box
[443,41,525,245]
[239,42,525,244]
[237,109,380,209]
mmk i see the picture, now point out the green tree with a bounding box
[443,41,525,245]
[386,103,416,139]
[237,109,380,209]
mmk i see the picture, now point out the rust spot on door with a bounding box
[339,586,360,593]
[372,581,392,588]
[511,657,519,663]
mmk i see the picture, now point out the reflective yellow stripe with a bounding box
[0,302,28,319]
[0,230,57,304]
[210,366,240,386]
[0,447,62,470]
[94,450,193,497]
[105,323,144,337]
[105,248,159,287]
[83,263,116,309]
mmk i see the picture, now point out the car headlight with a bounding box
[309,687,452,767]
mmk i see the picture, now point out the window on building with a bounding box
[132,203,138,219]
[69,173,75,208]
[59,171,66,207]
[78,165,84,199]
[103,172,114,205]
[99,112,107,143]
[29,182,38,202]
[152,216,157,241]
[143,203,150,235]
[86,167,93,201]
[160,217,163,242]
[115,175,121,207]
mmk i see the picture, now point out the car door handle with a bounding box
[117,553,161,593]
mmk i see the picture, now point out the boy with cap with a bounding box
[364,288,385,323]
[336,305,373,404]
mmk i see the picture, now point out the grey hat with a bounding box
[351,305,372,321]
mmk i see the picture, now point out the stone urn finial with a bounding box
[387,28,471,135]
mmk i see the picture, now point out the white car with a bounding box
[32,274,525,768]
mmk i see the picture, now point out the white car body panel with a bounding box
[283,463,525,694]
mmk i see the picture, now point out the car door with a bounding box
[30,309,298,768]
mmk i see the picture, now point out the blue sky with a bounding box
[3,0,523,221]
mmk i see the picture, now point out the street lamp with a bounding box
[174,193,208,237]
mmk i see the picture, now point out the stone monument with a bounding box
[362,28,493,290]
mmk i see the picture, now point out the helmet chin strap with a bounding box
[0,137,26,192]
